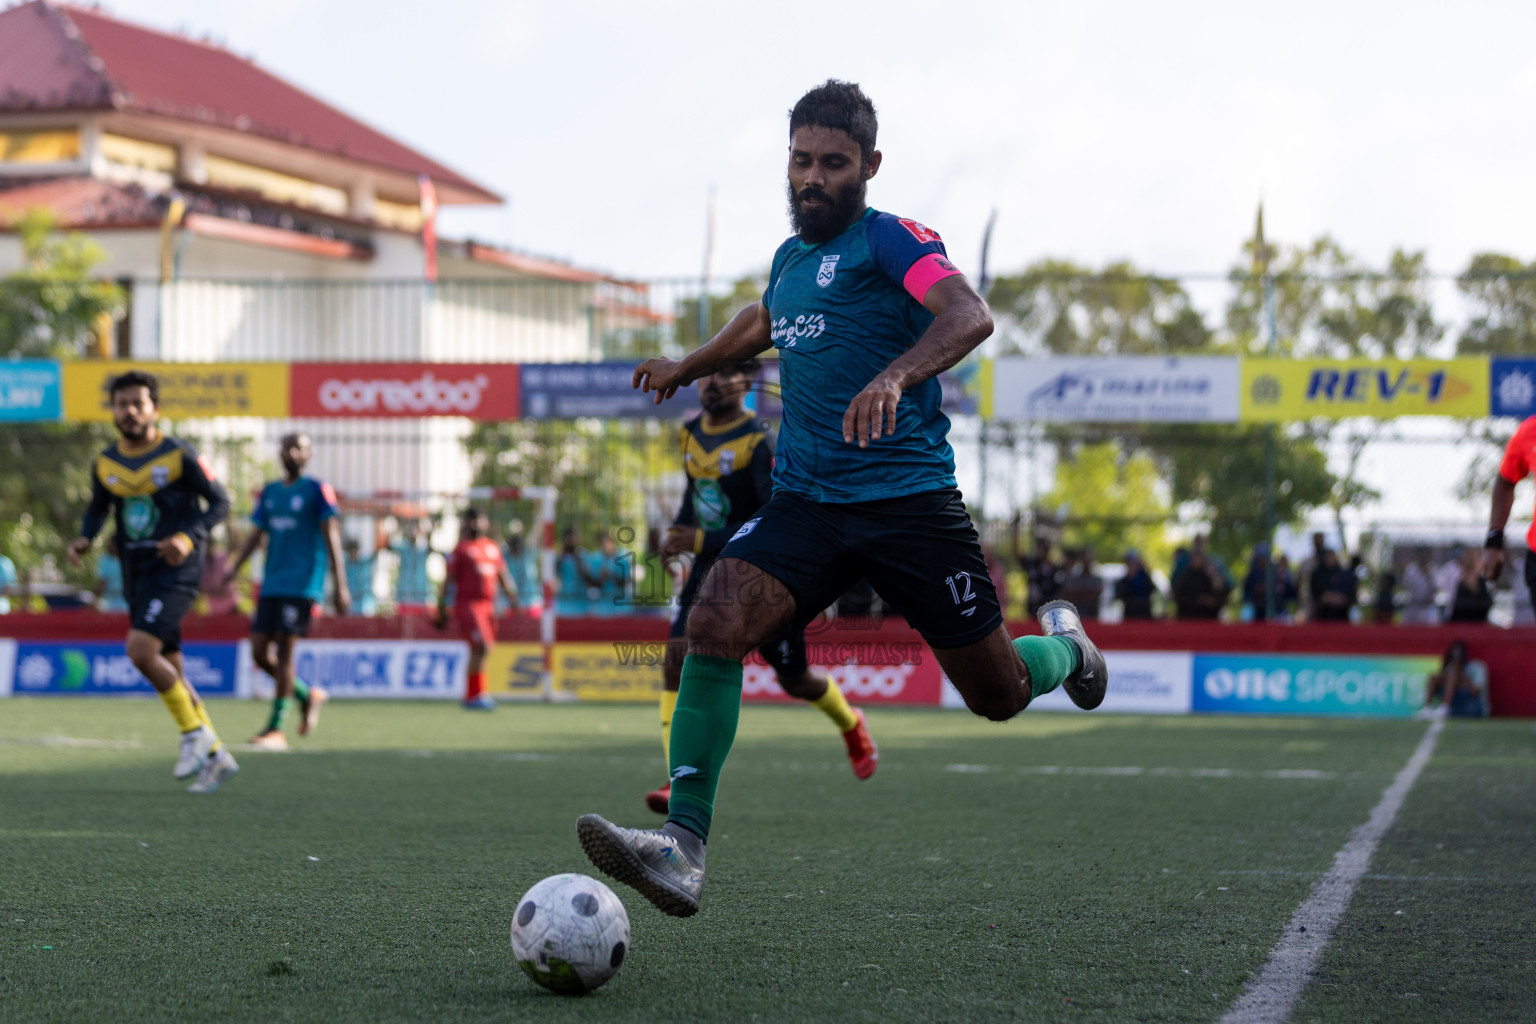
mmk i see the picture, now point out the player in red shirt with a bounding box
[1481,415,1536,607]
[437,508,519,710]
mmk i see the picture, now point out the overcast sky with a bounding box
[100,0,1536,287]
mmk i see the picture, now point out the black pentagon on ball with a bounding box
[572,892,600,917]
[516,901,537,927]
[610,941,626,969]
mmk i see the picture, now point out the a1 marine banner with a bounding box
[63,361,290,421]
[1240,358,1489,421]
[990,357,1240,423]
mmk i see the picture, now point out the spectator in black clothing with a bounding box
[1060,547,1104,620]
[1370,562,1399,624]
[1273,554,1299,620]
[1174,550,1230,619]
[1114,549,1157,619]
[1310,549,1357,622]
[1447,549,1493,624]
[1014,515,1064,616]
[1241,542,1278,621]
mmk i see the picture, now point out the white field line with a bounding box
[944,764,1341,779]
[1219,717,1445,1024]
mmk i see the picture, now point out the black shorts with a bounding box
[1526,551,1536,609]
[125,573,197,654]
[252,595,315,637]
[720,487,1003,649]
[670,555,809,677]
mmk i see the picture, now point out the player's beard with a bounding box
[114,415,148,443]
[788,176,866,244]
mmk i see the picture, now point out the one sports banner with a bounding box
[1240,358,1489,422]
[1491,358,1536,418]
[8,640,245,696]
[0,360,62,421]
[288,363,519,420]
[1190,653,1436,717]
[62,361,290,421]
[990,357,1241,423]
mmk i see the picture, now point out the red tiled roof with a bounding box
[0,1,499,204]
[0,175,161,226]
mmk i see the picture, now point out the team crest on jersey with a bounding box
[817,254,840,288]
[151,465,169,488]
[718,449,736,474]
[291,495,304,511]
[123,494,160,540]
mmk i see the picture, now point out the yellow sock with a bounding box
[193,693,222,752]
[659,689,678,765]
[811,676,859,732]
[158,680,202,733]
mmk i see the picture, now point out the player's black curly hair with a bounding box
[108,369,159,405]
[789,80,878,163]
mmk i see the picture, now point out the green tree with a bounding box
[675,273,768,351]
[988,259,1212,356]
[1456,253,1536,355]
[0,209,124,584]
[1039,441,1174,568]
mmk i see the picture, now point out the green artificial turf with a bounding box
[0,699,1530,1023]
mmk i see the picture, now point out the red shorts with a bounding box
[455,601,496,647]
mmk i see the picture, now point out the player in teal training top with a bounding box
[225,433,350,749]
[577,80,1110,918]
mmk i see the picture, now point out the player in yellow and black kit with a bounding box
[67,370,238,794]
[643,357,878,813]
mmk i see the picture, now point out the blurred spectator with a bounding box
[1370,561,1398,624]
[1240,543,1279,621]
[1174,550,1230,619]
[1446,549,1493,624]
[1419,640,1489,718]
[1310,549,1357,622]
[1113,549,1157,619]
[1273,554,1299,620]
[1400,558,1437,625]
[1299,532,1329,619]
[94,538,127,612]
[1193,534,1234,592]
[501,522,538,612]
[1060,547,1103,620]
[388,518,436,612]
[1434,544,1466,620]
[344,536,380,616]
[200,529,240,616]
[555,528,595,617]
[0,549,16,614]
[1014,515,1064,616]
[585,533,624,617]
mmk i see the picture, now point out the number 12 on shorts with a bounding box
[944,573,977,617]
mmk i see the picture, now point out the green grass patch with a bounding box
[0,699,1528,1023]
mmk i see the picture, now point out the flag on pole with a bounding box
[419,174,438,283]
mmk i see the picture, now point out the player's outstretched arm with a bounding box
[1481,475,1517,580]
[633,301,773,403]
[843,275,993,448]
[324,518,351,615]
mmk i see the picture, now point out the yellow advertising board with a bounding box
[1240,358,1489,422]
[63,362,290,421]
[485,642,664,702]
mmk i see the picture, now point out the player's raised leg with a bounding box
[579,557,796,916]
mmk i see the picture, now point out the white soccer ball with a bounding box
[510,873,630,994]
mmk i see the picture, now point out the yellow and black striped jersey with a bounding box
[673,412,774,558]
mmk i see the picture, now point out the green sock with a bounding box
[265,696,290,734]
[1012,635,1082,700]
[666,655,744,842]
[292,676,311,703]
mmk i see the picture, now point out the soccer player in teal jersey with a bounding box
[225,433,350,749]
[578,80,1109,917]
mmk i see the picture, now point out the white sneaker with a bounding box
[173,726,216,779]
[187,748,239,794]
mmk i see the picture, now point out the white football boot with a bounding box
[173,726,216,779]
[187,747,240,794]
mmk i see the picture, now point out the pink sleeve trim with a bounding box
[902,252,963,304]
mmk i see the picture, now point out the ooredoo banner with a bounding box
[288,363,520,420]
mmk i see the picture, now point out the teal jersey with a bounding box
[253,477,339,603]
[762,208,965,503]
[391,541,433,605]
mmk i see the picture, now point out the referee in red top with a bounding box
[1481,415,1536,607]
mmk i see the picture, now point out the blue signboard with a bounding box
[10,641,240,696]
[521,363,698,419]
[1190,654,1435,718]
[0,360,62,421]
[1491,359,1536,418]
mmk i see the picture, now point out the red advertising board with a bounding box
[289,363,520,420]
